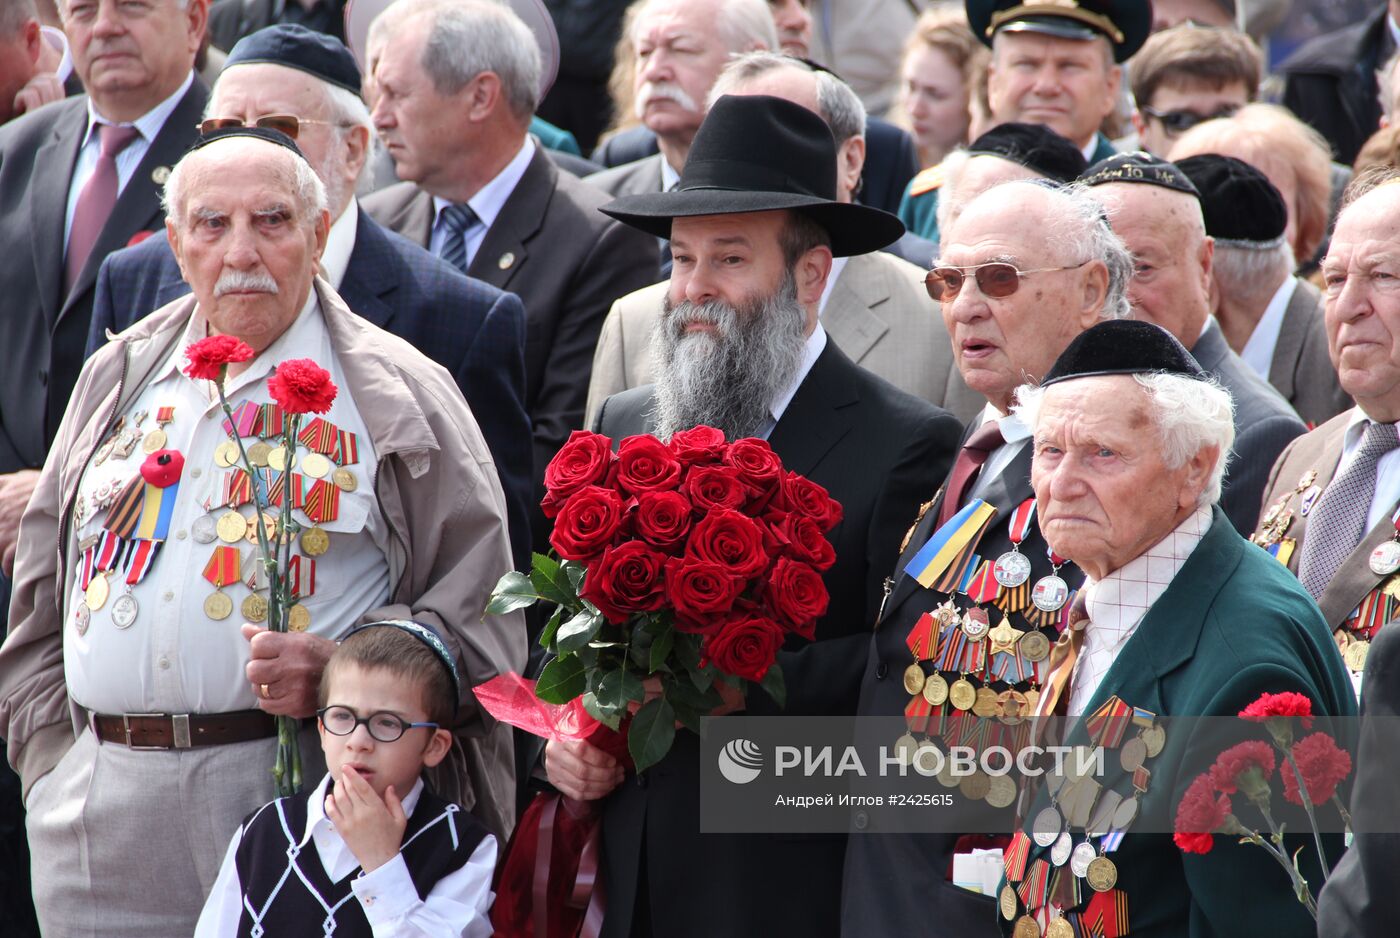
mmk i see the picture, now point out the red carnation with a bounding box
[686,508,770,579]
[549,485,625,561]
[1209,740,1276,798]
[765,557,829,640]
[632,490,694,552]
[767,512,836,571]
[777,471,844,532]
[1240,692,1316,730]
[1281,733,1352,806]
[669,425,727,464]
[579,541,668,624]
[544,430,615,506]
[724,438,784,506]
[268,359,337,415]
[183,335,254,381]
[703,612,785,682]
[665,558,746,633]
[1173,773,1232,856]
[615,435,683,495]
[684,464,748,512]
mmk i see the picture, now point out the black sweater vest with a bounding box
[233,783,488,937]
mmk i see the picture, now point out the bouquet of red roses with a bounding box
[487,426,842,772]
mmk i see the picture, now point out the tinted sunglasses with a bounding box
[1140,103,1241,135]
[924,261,1088,301]
[197,115,341,139]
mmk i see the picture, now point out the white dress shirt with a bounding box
[660,155,680,191]
[1334,408,1400,532]
[1067,507,1214,715]
[195,773,497,938]
[429,136,537,268]
[65,292,390,715]
[64,70,195,248]
[1239,276,1297,380]
[967,405,1033,502]
[321,200,360,289]
[755,323,828,440]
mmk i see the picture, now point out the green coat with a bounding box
[1000,508,1356,937]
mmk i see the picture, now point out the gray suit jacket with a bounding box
[584,152,664,198]
[1268,277,1352,427]
[582,250,983,427]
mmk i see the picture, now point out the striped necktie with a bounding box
[66,123,141,293]
[435,202,480,274]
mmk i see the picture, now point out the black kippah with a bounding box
[188,125,307,161]
[1042,320,1207,387]
[1175,154,1288,248]
[226,23,363,97]
[966,122,1088,184]
[1078,151,1200,199]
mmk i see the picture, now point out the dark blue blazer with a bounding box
[85,208,535,570]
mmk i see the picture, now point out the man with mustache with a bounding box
[547,93,962,938]
[0,128,524,936]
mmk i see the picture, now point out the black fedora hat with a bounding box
[600,95,905,257]
[967,0,1152,63]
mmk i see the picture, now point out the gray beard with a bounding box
[650,273,810,442]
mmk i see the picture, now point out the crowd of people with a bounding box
[0,0,1399,935]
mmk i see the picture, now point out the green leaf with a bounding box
[628,697,677,774]
[582,691,623,731]
[596,667,645,711]
[485,571,539,616]
[563,560,586,593]
[760,664,787,709]
[557,607,603,653]
[538,605,564,649]
[648,627,675,674]
[671,699,703,734]
[663,675,721,713]
[530,557,578,609]
[532,551,561,579]
[535,654,586,704]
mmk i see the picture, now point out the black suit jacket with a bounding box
[591,341,962,938]
[1279,6,1392,165]
[84,207,536,571]
[591,117,921,217]
[0,79,207,473]
[362,147,661,548]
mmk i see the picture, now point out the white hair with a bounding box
[632,0,776,52]
[1013,372,1235,507]
[707,51,866,144]
[162,139,328,229]
[1212,240,1294,303]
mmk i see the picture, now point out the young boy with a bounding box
[195,620,496,937]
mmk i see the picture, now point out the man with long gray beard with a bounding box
[543,94,962,938]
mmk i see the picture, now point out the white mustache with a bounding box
[214,270,279,296]
[635,81,699,118]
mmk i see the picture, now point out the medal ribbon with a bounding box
[304,479,340,524]
[1353,588,1394,640]
[1085,889,1128,938]
[257,402,286,438]
[96,530,123,572]
[951,552,983,594]
[79,542,98,590]
[992,649,1028,683]
[334,428,359,466]
[907,499,999,589]
[1100,830,1125,853]
[1018,858,1050,909]
[224,470,253,508]
[966,559,1000,604]
[202,545,241,587]
[288,554,316,599]
[133,481,178,540]
[1084,696,1133,749]
[1130,707,1156,729]
[125,539,162,585]
[1008,498,1037,545]
[103,476,146,537]
[156,405,175,426]
[997,582,1031,615]
[1004,831,1031,882]
[287,472,306,510]
[222,400,260,438]
[905,695,932,733]
[905,612,936,658]
[1049,866,1081,913]
[298,417,337,456]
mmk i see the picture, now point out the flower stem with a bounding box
[1331,793,1353,833]
[1285,749,1331,885]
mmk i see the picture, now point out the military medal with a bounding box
[932,598,961,629]
[997,689,1028,725]
[1119,736,1147,773]
[903,663,926,695]
[903,613,934,694]
[93,419,123,466]
[203,545,240,621]
[988,616,1018,655]
[112,411,145,460]
[1012,916,1040,938]
[241,593,269,623]
[1345,640,1370,671]
[922,672,949,705]
[1045,915,1073,938]
[987,773,1017,808]
[287,603,311,631]
[1085,856,1117,893]
[332,467,357,492]
[300,525,329,556]
[895,733,919,765]
[73,602,91,636]
[247,441,273,467]
[85,572,110,611]
[1300,485,1322,517]
[1111,795,1138,829]
[1050,830,1072,867]
[216,510,248,542]
[142,406,175,454]
[204,592,233,620]
[1031,549,1070,613]
[1139,723,1166,758]
[214,440,240,468]
[1070,842,1097,878]
[949,676,976,711]
[962,606,990,641]
[110,592,139,629]
[972,685,998,718]
[994,498,1037,589]
[192,513,218,544]
[1018,629,1051,662]
[958,769,991,801]
[267,446,294,472]
[999,883,1018,921]
[1370,518,1400,575]
[300,452,331,479]
[1032,806,1063,847]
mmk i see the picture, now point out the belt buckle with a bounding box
[123,712,170,751]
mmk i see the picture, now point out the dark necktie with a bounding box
[1297,420,1400,599]
[436,202,480,275]
[935,420,1006,526]
[66,123,141,293]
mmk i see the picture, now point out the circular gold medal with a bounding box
[1345,640,1370,671]
[936,758,959,788]
[986,773,1018,808]
[214,440,240,467]
[247,512,281,545]
[332,467,357,492]
[287,604,311,632]
[267,446,292,472]
[1046,917,1074,938]
[1012,915,1041,938]
[999,883,1018,921]
[300,526,330,556]
[958,769,991,801]
[895,732,919,765]
[903,662,926,695]
[972,686,999,718]
[949,677,976,711]
[1140,724,1167,758]
[922,672,949,706]
[1023,688,1040,715]
[85,573,110,611]
[141,429,167,454]
[216,510,248,543]
[1018,629,1051,662]
[300,453,331,479]
[1086,856,1118,892]
[204,591,234,620]
[241,593,269,623]
[1120,736,1148,773]
[247,441,272,467]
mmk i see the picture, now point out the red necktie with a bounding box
[66,123,141,294]
[936,420,1005,526]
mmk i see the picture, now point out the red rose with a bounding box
[777,471,844,532]
[665,558,746,632]
[1173,773,1231,856]
[1209,740,1276,795]
[703,613,785,682]
[580,541,668,623]
[670,425,727,464]
[183,335,254,381]
[1239,692,1316,730]
[686,508,770,579]
[724,438,783,505]
[684,464,748,512]
[549,485,625,561]
[1281,733,1352,806]
[615,435,683,495]
[544,430,615,507]
[268,359,337,415]
[632,490,693,552]
[767,512,836,572]
[765,557,828,639]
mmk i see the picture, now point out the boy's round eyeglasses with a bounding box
[317,705,438,743]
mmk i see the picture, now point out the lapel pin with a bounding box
[498,251,515,270]
[151,166,171,185]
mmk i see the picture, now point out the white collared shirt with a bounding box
[967,404,1034,502]
[429,136,536,269]
[65,70,195,248]
[755,323,828,439]
[1067,507,1214,715]
[660,154,681,191]
[195,773,497,938]
[321,200,360,289]
[1334,408,1400,532]
[1239,276,1297,380]
[65,290,389,715]
[817,255,849,317]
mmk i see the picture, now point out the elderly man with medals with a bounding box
[994,319,1355,938]
[0,128,523,936]
[840,177,1133,936]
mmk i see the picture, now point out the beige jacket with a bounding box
[0,279,526,839]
